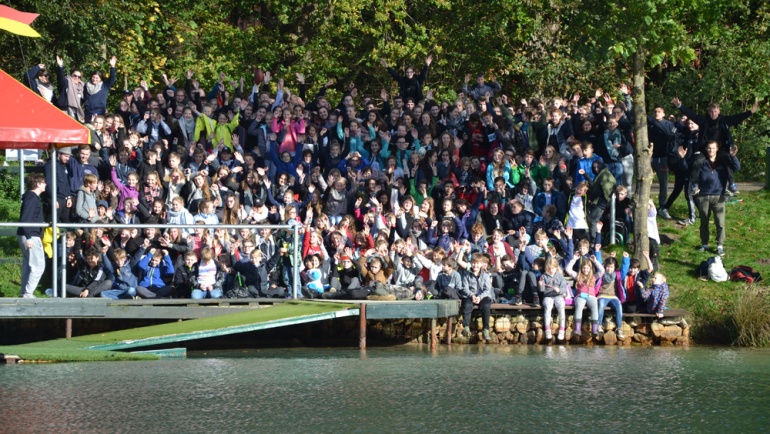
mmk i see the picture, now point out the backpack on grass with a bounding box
[729,266,763,284]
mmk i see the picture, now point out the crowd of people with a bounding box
[17,54,754,341]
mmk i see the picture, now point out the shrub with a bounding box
[731,286,770,347]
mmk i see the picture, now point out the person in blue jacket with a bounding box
[84,56,118,122]
[101,248,140,299]
[690,141,740,256]
[134,239,175,298]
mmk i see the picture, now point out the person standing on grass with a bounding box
[647,105,680,218]
[672,97,758,195]
[17,173,46,299]
[691,141,740,256]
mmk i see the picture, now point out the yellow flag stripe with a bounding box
[0,17,40,37]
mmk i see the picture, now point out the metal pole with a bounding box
[60,231,66,299]
[765,146,770,190]
[358,303,366,349]
[19,157,25,197]
[50,145,58,297]
[293,224,299,300]
[609,193,616,246]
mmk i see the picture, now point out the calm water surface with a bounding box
[1,345,769,433]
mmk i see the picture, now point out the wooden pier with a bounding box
[0,298,461,362]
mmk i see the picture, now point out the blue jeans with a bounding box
[621,155,634,196]
[597,296,623,326]
[606,162,623,186]
[100,287,137,299]
[192,288,223,299]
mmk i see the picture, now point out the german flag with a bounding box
[0,5,40,38]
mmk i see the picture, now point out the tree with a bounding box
[567,1,732,264]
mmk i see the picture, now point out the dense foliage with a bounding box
[0,2,769,176]
[2,1,768,176]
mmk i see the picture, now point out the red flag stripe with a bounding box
[0,5,38,25]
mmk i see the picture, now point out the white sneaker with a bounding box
[22,293,36,299]
[557,329,565,340]
[658,208,672,219]
[545,329,553,340]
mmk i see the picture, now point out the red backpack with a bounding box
[729,266,763,284]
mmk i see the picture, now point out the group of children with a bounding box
[38,65,676,342]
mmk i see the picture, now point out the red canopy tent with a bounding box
[0,68,90,148]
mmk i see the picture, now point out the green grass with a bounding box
[652,190,770,345]
[0,338,159,362]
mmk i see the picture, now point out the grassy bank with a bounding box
[654,189,770,346]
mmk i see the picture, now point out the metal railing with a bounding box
[0,220,303,299]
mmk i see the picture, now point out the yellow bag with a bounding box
[42,226,56,258]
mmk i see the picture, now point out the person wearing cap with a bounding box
[45,146,74,223]
[94,200,115,224]
[326,251,365,299]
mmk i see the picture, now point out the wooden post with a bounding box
[446,316,453,346]
[358,303,366,350]
[430,318,437,350]
[65,318,72,339]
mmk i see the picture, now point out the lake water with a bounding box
[1,345,769,433]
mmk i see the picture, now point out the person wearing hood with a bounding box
[75,174,99,223]
[24,63,56,105]
[587,160,616,245]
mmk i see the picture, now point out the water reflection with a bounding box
[0,346,768,433]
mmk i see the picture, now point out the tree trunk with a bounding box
[631,46,652,267]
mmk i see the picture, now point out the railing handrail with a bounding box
[57,223,296,230]
[0,222,49,228]
[3,217,303,300]
[0,222,297,230]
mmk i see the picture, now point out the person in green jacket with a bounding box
[587,160,616,245]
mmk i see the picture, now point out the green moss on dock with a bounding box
[69,301,354,346]
[1,301,354,361]
[0,344,158,362]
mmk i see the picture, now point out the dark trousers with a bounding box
[66,280,112,297]
[663,173,696,218]
[696,194,726,247]
[587,201,607,245]
[461,296,491,330]
[520,271,538,302]
[247,284,286,298]
[137,285,174,298]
